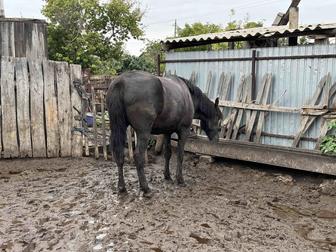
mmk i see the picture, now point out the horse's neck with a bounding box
[192,93,213,121]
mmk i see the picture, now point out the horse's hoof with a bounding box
[164,175,173,182]
[176,180,186,187]
[118,187,127,194]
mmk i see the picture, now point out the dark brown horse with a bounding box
[106,71,222,194]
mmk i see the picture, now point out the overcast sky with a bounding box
[5,0,336,55]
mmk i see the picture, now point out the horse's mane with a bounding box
[175,76,203,97]
[175,76,218,119]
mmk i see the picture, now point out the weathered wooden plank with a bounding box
[0,57,18,158]
[218,73,232,138]
[0,22,9,56]
[175,136,336,176]
[205,71,212,96]
[15,58,32,157]
[56,62,72,157]
[8,22,15,57]
[29,59,47,157]
[43,60,60,157]
[70,64,83,158]
[189,71,196,85]
[92,87,99,159]
[100,93,107,160]
[255,74,273,143]
[224,75,245,139]
[232,75,252,140]
[218,73,231,100]
[218,100,299,113]
[292,75,329,147]
[244,74,269,141]
[14,21,25,57]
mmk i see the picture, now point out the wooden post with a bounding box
[157,54,161,76]
[0,57,18,158]
[0,0,5,18]
[91,87,99,159]
[83,97,90,157]
[43,60,59,158]
[70,64,83,158]
[251,50,257,101]
[30,60,47,158]
[101,93,107,160]
[288,6,299,46]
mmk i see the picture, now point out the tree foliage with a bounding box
[42,0,144,74]
[175,16,263,51]
[320,120,336,155]
[120,40,164,74]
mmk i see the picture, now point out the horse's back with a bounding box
[107,71,194,134]
[152,76,194,132]
[107,71,164,130]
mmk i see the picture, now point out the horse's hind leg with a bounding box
[115,148,126,193]
[163,134,172,180]
[134,131,150,193]
[176,127,189,186]
[111,132,127,193]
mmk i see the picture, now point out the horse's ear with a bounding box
[215,97,219,107]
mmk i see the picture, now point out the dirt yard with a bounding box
[0,151,336,252]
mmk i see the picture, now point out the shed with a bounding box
[159,23,336,176]
[162,23,336,50]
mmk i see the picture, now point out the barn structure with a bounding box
[160,4,336,175]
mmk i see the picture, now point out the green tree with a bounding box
[175,22,225,51]
[174,13,263,51]
[119,40,164,74]
[42,0,144,74]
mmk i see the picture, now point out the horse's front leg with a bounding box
[134,131,150,193]
[176,128,189,185]
[163,133,172,180]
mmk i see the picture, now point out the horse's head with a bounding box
[201,97,222,143]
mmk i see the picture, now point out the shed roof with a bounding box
[162,23,336,50]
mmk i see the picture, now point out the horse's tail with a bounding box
[106,81,127,162]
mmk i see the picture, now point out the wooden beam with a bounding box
[276,0,301,26]
[217,100,332,116]
[174,136,336,176]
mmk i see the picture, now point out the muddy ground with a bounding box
[0,151,336,252]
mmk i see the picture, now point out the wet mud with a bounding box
[0,152,335,251]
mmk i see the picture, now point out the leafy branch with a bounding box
[320,120,336,155]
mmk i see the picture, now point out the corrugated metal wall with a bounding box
[165,44,336,150]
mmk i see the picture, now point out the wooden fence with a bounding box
[0,18,47,58]
[0,57,83,159]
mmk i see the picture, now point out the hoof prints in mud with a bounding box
[0,155,335,251]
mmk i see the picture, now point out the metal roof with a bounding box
[162,23,336,50]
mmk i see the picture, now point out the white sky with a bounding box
[5,0,336,56]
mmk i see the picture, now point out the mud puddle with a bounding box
[0,153,335,251]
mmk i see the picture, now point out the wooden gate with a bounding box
[0,57,83,159]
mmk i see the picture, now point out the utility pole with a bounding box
[174,19,177,37]
[0,0,5,18]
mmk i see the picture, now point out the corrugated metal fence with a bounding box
[165,44,336,150]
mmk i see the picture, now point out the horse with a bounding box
[106,71,222,194]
